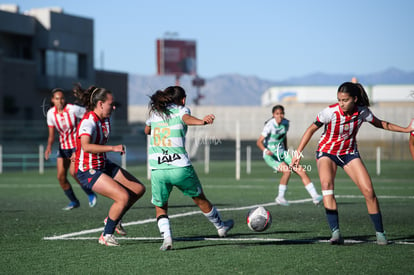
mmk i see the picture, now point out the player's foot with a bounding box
[275,197,289,206]
[330,229,344,245]
[98,233,119,246]
[312,195,323,205]
[88,193,97,207]
[217,219,234,237]
[62,201,80,211]
[376,231,388,245]
[104,217,127,236]
[160,236,173,251]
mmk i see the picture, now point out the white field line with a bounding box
[43,195,414,245]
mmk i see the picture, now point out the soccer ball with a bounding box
[246,206,272,232]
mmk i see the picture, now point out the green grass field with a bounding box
[0,160,413,275]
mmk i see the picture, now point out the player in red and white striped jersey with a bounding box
[291,82,414,245]
[45,88,97,211]
[74,85,145,246]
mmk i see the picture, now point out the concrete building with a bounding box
[0,5,127,122]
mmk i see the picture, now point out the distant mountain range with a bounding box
[128,67,414,106]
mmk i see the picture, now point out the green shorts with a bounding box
[150,166,203,207]
[263,151,292,172]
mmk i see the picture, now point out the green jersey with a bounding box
[146,104,192,169]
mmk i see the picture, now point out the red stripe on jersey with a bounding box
[317,104,370,155]
[75,111,111,172]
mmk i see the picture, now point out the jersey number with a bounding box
[153,127,172,147]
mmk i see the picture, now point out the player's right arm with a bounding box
[291,123,320,167]
[256,135,272,156]
[409,133,414,161]
[45,126,55,160]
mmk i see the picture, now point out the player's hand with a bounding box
[113,144,125,155]
[203,114,215,125]
[70,153,76,163]
[290,155,301,169]
[44,148,51,160]
[409,118,414,132]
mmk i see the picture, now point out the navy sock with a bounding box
[369,213,384,233]
[64,188,79,203]
[104,217,119,236]
[81,185,95,196]
[325,208,339,232]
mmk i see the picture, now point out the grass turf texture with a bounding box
[0,160,413,274]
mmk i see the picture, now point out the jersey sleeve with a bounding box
[46,109,54,127]
[360,106,374,123]
[179,106,191,119]
[316,107,331,124]
[260,120,272,137]
[78,118,95,137]
[72,105,86,119]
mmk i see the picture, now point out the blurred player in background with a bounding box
[256,105,322,206]
[45,88,97,210]
[74,85,146,246]
[291,82,414,245]
[145,86,234,251]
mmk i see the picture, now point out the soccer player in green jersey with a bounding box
[257,105,322,206]
[145,86,234,251]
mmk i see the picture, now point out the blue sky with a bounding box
[13,0,414,81]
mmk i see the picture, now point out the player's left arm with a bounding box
[182,114,215,125]
[409,134,414,161]
[370,116,414,133]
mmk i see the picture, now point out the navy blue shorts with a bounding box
[76,160,121,189]
[316,151,360,168]
[57,148,76,159]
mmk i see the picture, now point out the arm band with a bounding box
[314,121,323,127]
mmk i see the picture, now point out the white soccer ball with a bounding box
[246,206,272,232]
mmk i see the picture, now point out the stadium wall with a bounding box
[129,104,413,161]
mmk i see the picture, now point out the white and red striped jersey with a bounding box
[316,103,374,155]
[76,111,111,172]
[46,104,86,149]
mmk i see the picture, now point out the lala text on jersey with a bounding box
[158,149,181,165]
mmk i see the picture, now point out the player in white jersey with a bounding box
[291,82,414,245]
[45,88,97,210]
[256,105,322,206]
[145,86,234,251]
[73,84,146,246]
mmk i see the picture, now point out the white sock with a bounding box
[203,206,224,229]
[278,184,287,198]
[157,217,171,239]
[305,182,319,198]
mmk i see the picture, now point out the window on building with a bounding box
[45,50,86,78]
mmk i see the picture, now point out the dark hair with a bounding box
[148,86,187,116]
[272,105,284,114]
[73,83,112,111]
[337,82,370,107]
[50,88,65,107]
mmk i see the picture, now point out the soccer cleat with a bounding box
[98,233,120,246]
[275,197,290,206]
[62,201,80,211]
[376,231,388,245]
[330,229,344,245]
[217,219,234,237]
[115,222,127,236]
[103,217,127,236]
[160,236,173,251]
[312,195,323,205]
[88,193,97,207]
